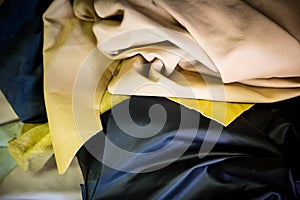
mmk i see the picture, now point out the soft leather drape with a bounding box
[78,96,300,200]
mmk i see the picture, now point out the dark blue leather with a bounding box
[78,96,300,200]
[0,0,52,123]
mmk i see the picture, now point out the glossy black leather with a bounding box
[78,96,300,200]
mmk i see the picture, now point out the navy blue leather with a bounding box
[78,96,300,200]
[0,0,52,123]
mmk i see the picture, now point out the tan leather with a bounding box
[43,0,300,174]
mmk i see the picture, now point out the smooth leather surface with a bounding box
[78,96,300,200]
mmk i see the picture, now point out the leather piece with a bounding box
[0,0,52,123]
[78,96,300,200]
[44,0,300,174]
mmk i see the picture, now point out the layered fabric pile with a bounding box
[1,0,300,199]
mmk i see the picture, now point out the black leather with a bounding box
[78,96,300,200]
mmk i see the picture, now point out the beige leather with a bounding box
[43,0,300,174]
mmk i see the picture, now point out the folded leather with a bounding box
[78,96,300,200]
[90,0,300,86]
[43,0,300,174]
